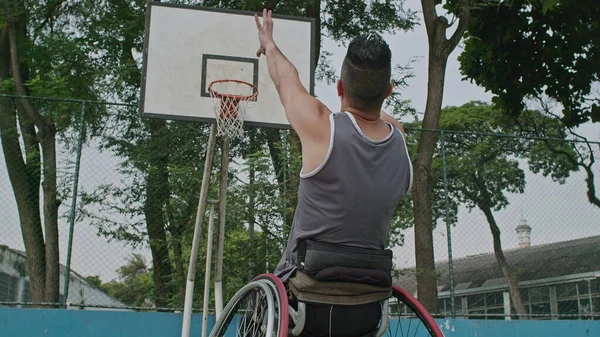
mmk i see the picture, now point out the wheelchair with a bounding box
[208,272,444,337]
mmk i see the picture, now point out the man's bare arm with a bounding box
[263,43,309,108]
[255,9,329,140]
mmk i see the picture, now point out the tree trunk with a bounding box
[412,32,448,314]
[266,129,301,238]
[171,225,185,306]
[248,160,255,280]
[40,125,60,304]
[173,238,185,300]
[476,176,528,318]
[3,19,61,304]
[284,131,301,236]
[415,0,471,312]
[144,119,175,308]
[166,193,188,306]
[110,0,175,307]
[248,128,257,280]
[0,99,47,303]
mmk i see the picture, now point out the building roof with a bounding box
[0,245,89,283]
[394,235,600,295]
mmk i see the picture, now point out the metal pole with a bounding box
[214,136,230,318]
[181,124,217,337]
[63,102,86,306]
[441,130,456,318]
[201,201,217,337]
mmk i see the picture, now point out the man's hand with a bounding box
[254,9,276,57]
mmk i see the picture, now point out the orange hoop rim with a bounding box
[208,79,258,101]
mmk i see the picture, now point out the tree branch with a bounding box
[421,0,439,37]
[583,165,600,208]
[43,0,67,19]
[35,0,67,34]
[7,23,44,128]
[447,6,470,53]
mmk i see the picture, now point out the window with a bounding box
[462,292,506,319]
[441,297,462,316]
[591,279,600,296]
[485,292,506,320]
[556,283,580,318]
[466,294,486,319]
[591,279,600,318]
[21,281,30,302]
[593,297,600,320]
[0,272,19,302]
[525,287,551,318]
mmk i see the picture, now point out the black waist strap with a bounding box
[297,240,393,284]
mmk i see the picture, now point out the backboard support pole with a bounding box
[201,201,217,337]
[181,124,217,337]
[214,136,230,318]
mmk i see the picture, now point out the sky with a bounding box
[1,0,599,285]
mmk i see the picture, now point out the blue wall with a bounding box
[0,308,598,337]
[0,308,214,337]
[436,319,598,337]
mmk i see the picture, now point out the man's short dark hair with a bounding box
[340,33,392,112]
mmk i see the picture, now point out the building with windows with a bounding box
[394,220,600,320]
[0,244,125,309]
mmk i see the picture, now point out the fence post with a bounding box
[440,130,456,318]
[63,101,86,306]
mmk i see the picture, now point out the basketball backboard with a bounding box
[139,2,315,129]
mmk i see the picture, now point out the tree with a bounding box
[81,0,185,307]
[438,101,577,318]
[517,98,600,210]
[458,0,600,127]
[0,0,104,304]
[79,0,419,309]
[88,254,154,307]
[412,0,474,312]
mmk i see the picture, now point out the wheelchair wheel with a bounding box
[209,280,276,337]
[252,274,289,337]
[385,285,444,337]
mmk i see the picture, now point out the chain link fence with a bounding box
[1,95,599,319]
[395,126,600,320]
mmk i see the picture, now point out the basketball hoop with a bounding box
[208,79,258,139]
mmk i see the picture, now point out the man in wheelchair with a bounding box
[255,9,412,337]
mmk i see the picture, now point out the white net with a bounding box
[209,80,257,139]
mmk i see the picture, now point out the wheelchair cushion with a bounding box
[313,266,392,288]
[288,271,392,306]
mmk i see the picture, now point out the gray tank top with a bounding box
[274,111,413,282]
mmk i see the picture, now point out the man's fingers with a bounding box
[268,10,274,29]
[254,14,261,30]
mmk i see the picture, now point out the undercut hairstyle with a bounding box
[340,33,392,112]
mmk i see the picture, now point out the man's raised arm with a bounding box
[254,9,329,139]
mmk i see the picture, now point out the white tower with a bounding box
[515,216,532,248]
